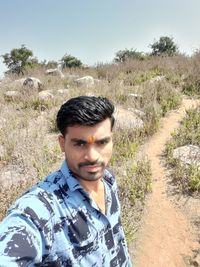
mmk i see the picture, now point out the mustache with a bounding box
[78,160,104,168]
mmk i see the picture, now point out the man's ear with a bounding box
[58,134,65,152]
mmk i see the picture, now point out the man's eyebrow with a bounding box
[96,136,111,142]
[71,138,87,143]
[71,136,111,143]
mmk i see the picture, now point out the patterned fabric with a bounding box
[0,161,132,267]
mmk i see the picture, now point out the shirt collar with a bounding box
[60,160,83,192]
[60,160,114,192]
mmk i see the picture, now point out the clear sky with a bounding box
[0,0,200,77]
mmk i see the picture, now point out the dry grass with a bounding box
[0,54,190,242]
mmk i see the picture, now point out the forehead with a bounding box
[66,118,112,139]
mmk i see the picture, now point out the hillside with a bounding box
[0,55,200,265]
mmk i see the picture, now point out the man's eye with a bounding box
[97,140,109,145]
[74,142,86,147]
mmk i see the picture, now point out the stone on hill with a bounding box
[4,90,21,101]
[38,90,54,100]
[45,68,65,78]
[172,145,200,167]
[11,78,26,88]
[23,77,43,91]
[74,76,95,87]
[114,106,144,130]
[57,89,69,95]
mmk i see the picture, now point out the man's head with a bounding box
[57,96,115,183]
[56,96,115,136]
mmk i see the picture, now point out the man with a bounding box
[0,96,132,266]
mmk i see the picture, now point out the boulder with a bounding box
[11,78,26,88]
[57,89,69,95]
[45,68,65,78]
[23,77,43,91]
[4,90,21,101]
[172,145,200,167]
[38,90,54,101]
[114,106,144,130]
[74,76,95,87]
[127,108,145,118]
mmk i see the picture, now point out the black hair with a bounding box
[56,96,115,135]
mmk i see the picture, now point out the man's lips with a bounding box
[80,165,102,172]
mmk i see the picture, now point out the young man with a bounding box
[0,96,132,266]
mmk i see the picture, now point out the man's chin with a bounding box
[80,170,103,182]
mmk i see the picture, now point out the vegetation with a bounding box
[166,107,200,193]
[61,54,82,68]
[1,45,37,75]
[150,36,178,56]
[114,48,147,63]
[1,46,200,244]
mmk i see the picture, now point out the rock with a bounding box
[23,77,43,91]
[128,93,143,99]
[11,78,27,88]
[4,90,21,101]
[172,145,200,167]
[114,106,144,130]
[38,90,54,100]
[57,89,69,95]
[127,108,145,117]
[45,68,65,78]
[74,76,95,87]
[0,166,23,187]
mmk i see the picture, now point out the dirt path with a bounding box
[133,98,200,267]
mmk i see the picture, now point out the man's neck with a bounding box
[79,179,103,194]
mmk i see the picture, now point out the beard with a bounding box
[71,160,106,182]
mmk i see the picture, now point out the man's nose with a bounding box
[84,146,99,162]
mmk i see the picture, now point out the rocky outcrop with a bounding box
[114,106,144,130]
[4,90,21,101]
[172,145,200,167]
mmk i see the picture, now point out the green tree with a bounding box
[150,36,178,56]
[1,45,37,75]
[61,54,82,68]
[114,48,146,63]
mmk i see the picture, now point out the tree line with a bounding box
[1,36,179,75]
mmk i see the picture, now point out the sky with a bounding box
[0,0,200,77]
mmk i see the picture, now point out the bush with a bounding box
[1,45,37,75]
[61,54,82,68]
[150,36,178,56]
[165,107,200,194]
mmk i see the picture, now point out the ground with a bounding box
[133,98,200,267]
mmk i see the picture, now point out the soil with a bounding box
[132,97,200,267]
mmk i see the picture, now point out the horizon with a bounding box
[1,0,200,78]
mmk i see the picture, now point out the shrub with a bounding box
[165,107,200,194]
[61,54,82,68]
[1,45,37,75]
[150,36,178,56]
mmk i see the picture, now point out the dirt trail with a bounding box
[133,98,200,267]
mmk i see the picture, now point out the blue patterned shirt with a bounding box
[0,161,132,266]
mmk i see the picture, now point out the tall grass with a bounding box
[0,54,192,242]
[165,107,200,193]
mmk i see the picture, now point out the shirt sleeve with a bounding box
[0,211,43,267]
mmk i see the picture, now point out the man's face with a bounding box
[59,118,113,182]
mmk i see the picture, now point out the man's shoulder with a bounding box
[8,170,66,218]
